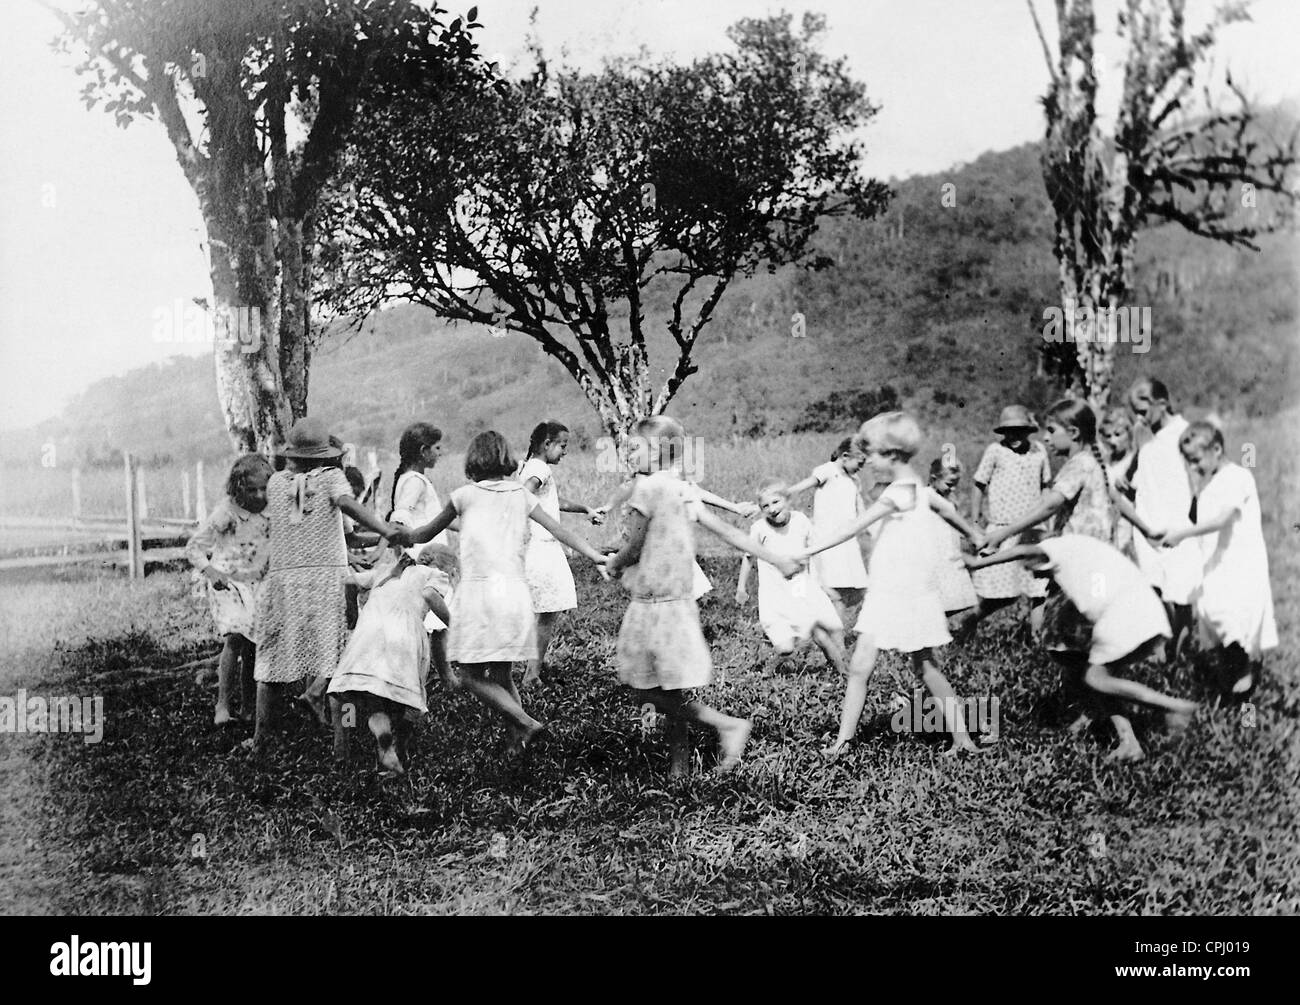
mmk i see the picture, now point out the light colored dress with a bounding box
[448,480,540,663]
[1131,415,1201,604]
[616,471,713,691]
[749,511,842,650]
[971,441,1051,600]
[853,476,951,652]
[328,564,444,713]
[929,507,977,613]
[255,467,351,684]
[391,469,452,630]
[1038,536,1171,666]
[520,457,578,613]
[1187,463,1277,659]
[810,461,869,590]
[615,473,711,600]
[185,497,270,638]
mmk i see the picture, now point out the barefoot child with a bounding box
[328,544,458,775]
[928,455,978,621]
[250,418,402,754]
[798,412,987,758]
[607,416,801,777]
[394,432,608,754]
[1163,422,1277,695]
[185,454,272,725]
[788,437,870,628]
[965,531,1197,761]
[519,421,607,687]
[735,481,847,676]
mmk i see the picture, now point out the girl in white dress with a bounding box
[788,437,869,628]
[798,412,986,758]
[927,455,978,617]
[735,481,846,675]
[966,531,1197,762]
[519,421,606,687]
[1163,422,1277,695]
[396,432,607,754]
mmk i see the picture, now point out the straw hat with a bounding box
[993,405,1038,434]
[279,417,345,459]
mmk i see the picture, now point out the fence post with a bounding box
[124,452,143,579]
[195,461,207,523]
[138,465,149,521]
[182,469,191,520]
[72,467,82,523]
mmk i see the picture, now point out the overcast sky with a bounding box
[1,0,1296,430]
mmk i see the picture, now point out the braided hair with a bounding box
[390,422,442,516]
[527,421,569,460]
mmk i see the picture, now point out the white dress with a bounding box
[520,457,578,613]
[328,564,441,713]
[750,511,842,650]
[853,477,951,652]
[1131,415,1201,604]
[391,469,452,631]
[1037,536,1171,666]
[1186,464,1277,659]
[447,481,540,663]
[810,461,869,590]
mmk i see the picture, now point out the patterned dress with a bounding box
[616,471,714,691]
[254,467,351,684]
[185,497,270,638]
[970,441,1051,600]
[520,457,578,613]
[1040,448,1115,654]
[929,506,977,614]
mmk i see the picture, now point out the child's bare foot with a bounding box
[820,738,849,761]
[941,738,985,757]
[376,743,404,775]
[1165,705,1196,734]
[1231,672,1253,695]
[1105,742,1145,763]
[439,668,462,692]
[716,719,751,771]
[521,662,544,688]
[213,705,234,727]
[1067,712,1093,736]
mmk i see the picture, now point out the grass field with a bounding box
[0,421,1296,915]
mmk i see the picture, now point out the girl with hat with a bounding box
[248,417,403,755]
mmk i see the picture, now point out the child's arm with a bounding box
[185,512,233,586]
[983,491,1065,550]
[1109,486,1162,541]
[970,481,987,525]
[696,508,800,578]
[787,474,820,496]
[930,491,986,549]
[963,543,1047,571]
[530,508,606,562]
[695,486,759,519]
[607,510,649,577]
[557,493,606,524]
[735,554,753,603]
[800,496,898,558]
[1162,505,1237,547]
[396,500,458,547]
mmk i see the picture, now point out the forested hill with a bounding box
[8,138,1296,468]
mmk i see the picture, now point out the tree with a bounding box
[51,0,486,452]
[1029,0,1297,410]
[319,13,890,442]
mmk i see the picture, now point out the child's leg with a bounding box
[1099,694,1144,762]
[523,611,562,685]
[368,706,402,774]
[1082,662,1197,716]
[1028,597,1047,637]
[429,631,457,691]
[913,648,980,754]
[461,662,544,738]
[238,637,257,719]
[824,635,881,756]
[635,688,750,771]
[249,682,278,752]
[811,624,848,676]
[951,596,1015,641]
[667,716,691,779]
[825,586,865,630]
[214,635,239,725]
[297,674,331,726]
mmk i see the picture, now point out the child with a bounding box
[798,412,986,758]
[519,421,606,687]
[1162,422,1277,695]
[1100,408,1138,560]
[394,431,608,754]
[185,454,272,726]
[343,465,384,631]
[328,544,459,776]
[606,415,801,777]
[928,455,978,619]
[965,531,1197,762]
[388,423,457,690]
[735,481,847,676]
[953,405,1051,639]
[249,418,402,755]
[788,437,870,628]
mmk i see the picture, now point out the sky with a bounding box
[1,0,1296,431]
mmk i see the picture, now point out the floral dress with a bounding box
[1040,449,1114,654]
[185,497,270,638]
[254,467,352,684]
[970,441,1051,600]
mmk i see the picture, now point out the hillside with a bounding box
[5,140,1296,470]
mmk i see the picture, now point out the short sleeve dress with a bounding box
[448,480,540,663]
[928,503,977,614]
[970,441,1052,600]
[328,564,441,713]
[390,469,453,630]
[853,477,951,652]
[520,457,578,613]
[185,497,270,638]
[615,472,714,691]
[615,473,712,600]
[809,461,869,591]
[1040,449,1115,654]
[750,510,842,650]
[254,467,352,684]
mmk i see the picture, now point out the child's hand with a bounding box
[774,556,801,579]
[962,553,979,569]
[588,506,608,526]
[736,501,760,519]
[387,525,413,548]
[970,530,988,552]
[1158,528,1181,548]
[735,586,749,604]
[980,528,1004,554]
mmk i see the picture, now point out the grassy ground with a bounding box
[1,422,1296,915]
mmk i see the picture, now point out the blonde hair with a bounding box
[632,414,688,472]
[855,411,923,461]
[756,479,789,498]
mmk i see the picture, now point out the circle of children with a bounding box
[185,376,1275,777]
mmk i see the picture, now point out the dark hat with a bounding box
[279,417,345,459]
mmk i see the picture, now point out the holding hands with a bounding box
[587,506,608,526]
